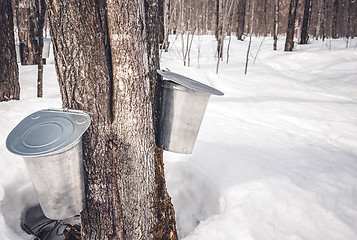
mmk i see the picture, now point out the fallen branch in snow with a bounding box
[24,219,62,240]
[253,37,265,64]
[33,220,56,235]
[42,220,61,240]
[23,224,41,240]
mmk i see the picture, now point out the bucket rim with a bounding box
[6,109,90,157]
[157,69,224,96]
[162,80,212,95]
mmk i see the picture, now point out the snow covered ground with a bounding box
[1,36,357,239]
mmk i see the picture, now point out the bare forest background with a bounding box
[155,0,357,72]
[158,0,357,43]
[10,0,357,60]
[3,0,357,112]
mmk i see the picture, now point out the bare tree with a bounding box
[273,0,279,50]
[47,0,178,239]
[163,0,171,52]
[0,0,20,102]
[236,0,247,40]
[226,0,237,63]
[245,0,255,74]
[216,0,224,66]
[345,0,352,47]
[316,0,326,40]
[14,0,40,65]
[285,0,299,51]
[300,0,312,44]
[37,0,45,97]
[331,0,339,38]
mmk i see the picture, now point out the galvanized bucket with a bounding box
[6,109,90,220]
[157,70,223,154]
[42,38,51,58]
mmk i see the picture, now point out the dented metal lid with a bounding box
[157,69,224,96]
[6,109,90,157]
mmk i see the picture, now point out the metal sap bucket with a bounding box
[157,70,223,154]
[6,109,90,220]
[42,37,51,58]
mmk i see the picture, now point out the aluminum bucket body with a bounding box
[157,70,223,154]
[42,38,51,58]
[23,139,85,220]
[159,81,210,154]
[6,109,90,220]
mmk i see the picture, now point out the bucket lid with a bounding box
[157,70,224,96]
[6,109,91,157]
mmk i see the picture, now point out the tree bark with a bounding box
[158,0,165,47]
[236,0,247,40]
[216,0,224,59]
[215,0,219,38]
[284,0,299,51]
[245,0,255,74]
[273,0,279,50]
[316,0,325,40]
[15,0,40,65]
[47,0,177,239]
[163,0,171,52]
[0,0,20,102]
[145,0,178,236]
[300,0,311,44]
[37,0,46,97]
[332,0,339,38]
[263,0,267,36]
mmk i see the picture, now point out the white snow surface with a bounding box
[1,36,357,239]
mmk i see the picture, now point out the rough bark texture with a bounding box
[300,0,311,44]
[145,1,177,237]
[37,0,46,97]
[163,0,171,52]
[47,0,177,239]
[236,0,247,40]
[284,0,299,51]
[15,0,40,65]
[273,0,279,50]
[331,0,339,38]
[317,0,326,40]
[158,0,165,46]
[0,0,20,102]
[216,0,223,59]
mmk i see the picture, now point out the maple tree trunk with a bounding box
[285,0,299,51]
[15,0,40,65]
[236,0,247,40]
[300,0,311,44]
[47,0,177,239]
[37,0,45,97]
[0,0,20,102]
[273,0,279,50]
[163,0,171,52]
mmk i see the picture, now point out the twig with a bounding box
[33,220,56,234]
[245,34,252,74]
[43,220,61,240]
[253,37,265,64]
[245,0,255,74]
[23,224,41,240]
